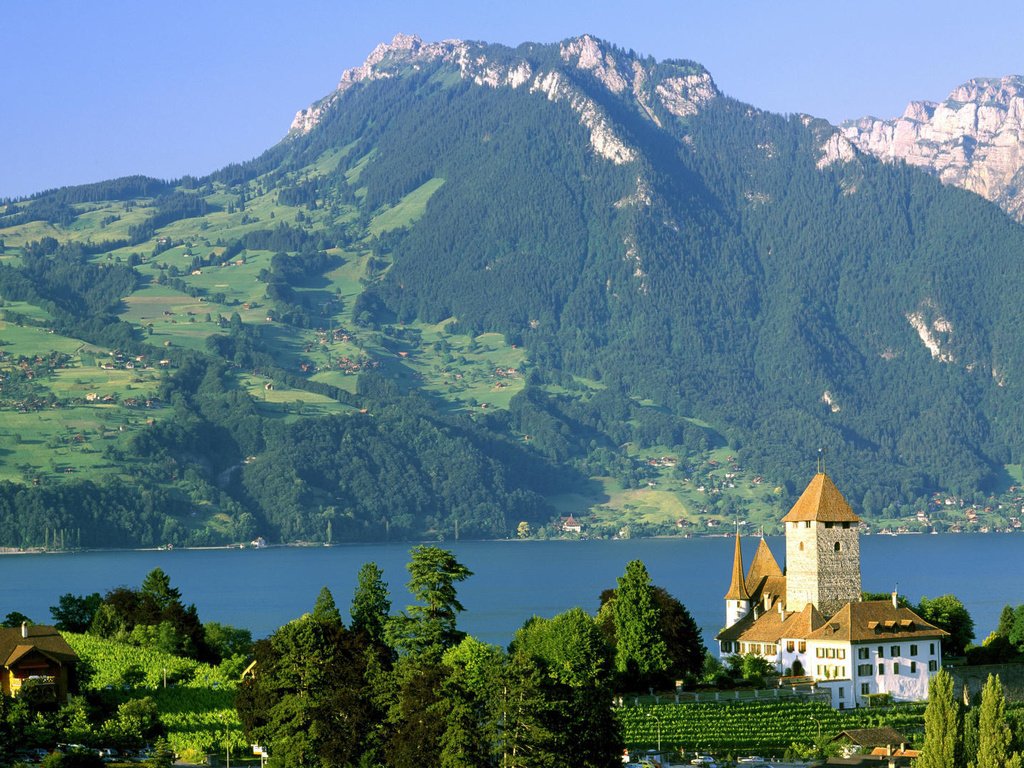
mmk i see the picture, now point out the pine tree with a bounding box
[312,586,343,626]
[976,674,1010,768]
[919,668,958,768]
[351,561,391,646]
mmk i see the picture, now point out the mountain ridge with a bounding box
[842,74,1024,220]
[1,34,1024,548]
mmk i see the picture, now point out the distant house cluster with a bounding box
[716,473,948,709]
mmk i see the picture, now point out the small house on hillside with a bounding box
[0,623,78,703]
[560,515,583,534]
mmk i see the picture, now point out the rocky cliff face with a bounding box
[842,76,1024,220]
[288,34,720,166]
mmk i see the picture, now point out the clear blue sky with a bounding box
[3,0,1023,200]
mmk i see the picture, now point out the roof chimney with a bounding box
[21,621,27,638]
[891,591,898,609]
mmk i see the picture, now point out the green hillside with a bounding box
[1,36,1023,546]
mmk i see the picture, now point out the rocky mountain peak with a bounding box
[287,33,721,167]
[842,75,1024,220]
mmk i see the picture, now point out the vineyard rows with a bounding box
[66,633,245,758]
[618,699,927,753]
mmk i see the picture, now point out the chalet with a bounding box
[0,624,78,703]
[716,472,948,709]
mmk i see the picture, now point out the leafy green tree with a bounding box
[350,561,391,646]
[388,546,472,658]
[919,668,958,768]
[611,560,669,690]
[976,674,1011,768]
[1,611,31,628]
[203,621,253,661]
[918,594,975,656]
[384,656,448,768]
[50,593,103,632]
[510,608,621,767]
[440,637,504,768]
[499,650,555,768]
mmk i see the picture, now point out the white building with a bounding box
[716,472,947,708]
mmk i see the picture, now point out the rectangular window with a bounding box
[861,682,870,695]
[799,641,807,653]
[929,660,938,672]
[910,661,917,673]
[817,648,824,658]
[805,521,811,528]
[930,643,935,655]
[826,648,835,659]
[843,522,851,529]
[838,687,844,698]
[817,665,823,677]
[910,644,918,656]
[891,645,900,657]
[838,649,846,659]
[787,640,795,653]
[858,664,872,676]
[878,664,884,675]
[878,646,884,657]
[858,647,869,659]
[893,663,900,675]
[825,522,834,528]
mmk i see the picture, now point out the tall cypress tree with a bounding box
[919,669,958,768]
[976,674,1010,768]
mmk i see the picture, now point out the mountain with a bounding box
[2,34,1024,548]
[842,76,1024,221]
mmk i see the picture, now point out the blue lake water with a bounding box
[0,534,1019,648]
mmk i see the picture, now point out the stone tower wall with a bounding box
[785,521,819,612]
[785,521,861,616]
[814,524,861,617]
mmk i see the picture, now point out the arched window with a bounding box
[834,541,842,552]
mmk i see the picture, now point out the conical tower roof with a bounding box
[781,472,860,523]
[745,537,783,593]
[724,532,750,600]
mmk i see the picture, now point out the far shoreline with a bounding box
[0,527,1018,557]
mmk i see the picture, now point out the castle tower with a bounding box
[782,472,861,617]
[723,531,750,628]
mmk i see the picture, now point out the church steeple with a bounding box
[724,532,751,629]
[724,531,749,600]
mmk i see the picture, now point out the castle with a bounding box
[716,472,948,708]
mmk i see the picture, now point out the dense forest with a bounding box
[1,36,1024,545]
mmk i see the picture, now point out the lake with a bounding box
[0,534,1019,648]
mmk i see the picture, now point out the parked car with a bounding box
[691,756,717,767]
[738,757,765,766]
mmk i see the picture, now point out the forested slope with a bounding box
[1,35,1023,545]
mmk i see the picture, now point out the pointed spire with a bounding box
[781,472,861,523]
[724,532,750,600]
